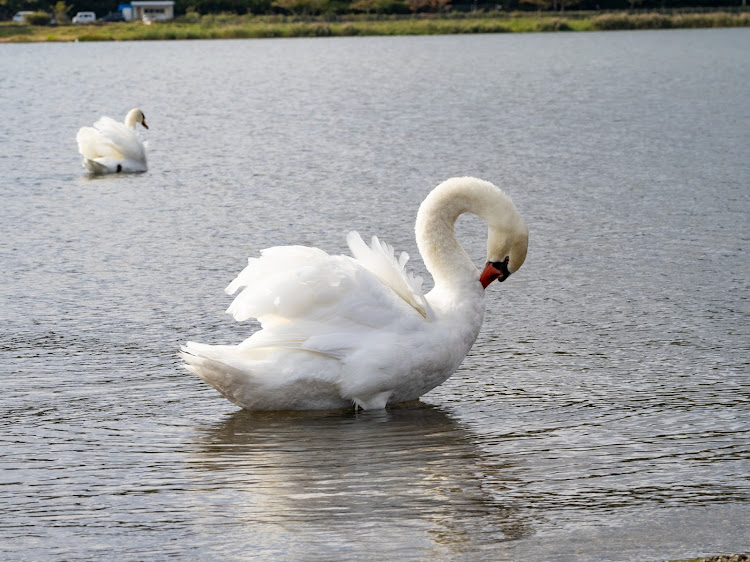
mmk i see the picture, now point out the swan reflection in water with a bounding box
[190,403,531,558]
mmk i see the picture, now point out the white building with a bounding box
[128,1,175,21]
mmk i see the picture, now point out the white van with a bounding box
[12,11,34,22]
[72,11,96,23]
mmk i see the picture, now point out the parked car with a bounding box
[100,11,125,21]
[72,11,96,23]
[12,11,34,22]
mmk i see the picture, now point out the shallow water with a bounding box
[1,28,749,560]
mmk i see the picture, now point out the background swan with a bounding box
[181,177,529,411]
[76,108,148,174]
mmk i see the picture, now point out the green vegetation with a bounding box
[24,9,53,23]
[591,9,748,27]
[1,10,748,41]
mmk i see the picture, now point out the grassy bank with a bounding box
[1,11,749,42]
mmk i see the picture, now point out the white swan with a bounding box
[76,108,148,174]
[181,177,529,411]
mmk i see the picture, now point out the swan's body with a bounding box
[76,108,148,174]
[182,177,528,410]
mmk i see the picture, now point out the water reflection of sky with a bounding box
[190,404,532,558]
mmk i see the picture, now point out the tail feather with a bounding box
[180,342,351,410]
[181,344,257,407]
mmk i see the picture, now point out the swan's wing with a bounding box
[346,231,431,320]
[224,243,430,358]
[76,125,124,161]
[93,117,145,156]
[77,117,146,164]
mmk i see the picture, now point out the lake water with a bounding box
[1,28,749,560]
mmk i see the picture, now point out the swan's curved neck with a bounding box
[415,177,517,294]
[124,109,140,128]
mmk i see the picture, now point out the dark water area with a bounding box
[1,28,748,560]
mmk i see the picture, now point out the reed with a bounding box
[591,11,750,30]
[1,11,748,42]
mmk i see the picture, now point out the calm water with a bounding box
[1,28,749,560]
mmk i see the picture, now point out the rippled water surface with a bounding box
[1,29,749,560]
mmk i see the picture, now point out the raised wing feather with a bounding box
[347,231,431,320]
[76,126,124,161]
[224,235,431,357]
[91,116,146,162]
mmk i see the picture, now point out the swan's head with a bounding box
[125,108,149,130]
[415,176,529,290]
[480,214,528,289]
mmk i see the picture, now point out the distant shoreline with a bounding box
[1,11,748,42]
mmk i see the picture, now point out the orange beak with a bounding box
[479,258,510,289]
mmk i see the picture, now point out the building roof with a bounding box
[130,1,174,5]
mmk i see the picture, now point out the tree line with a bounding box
[1,0,744,22]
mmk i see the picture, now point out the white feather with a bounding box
[76,108,148,174]
[181,177,529,411]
